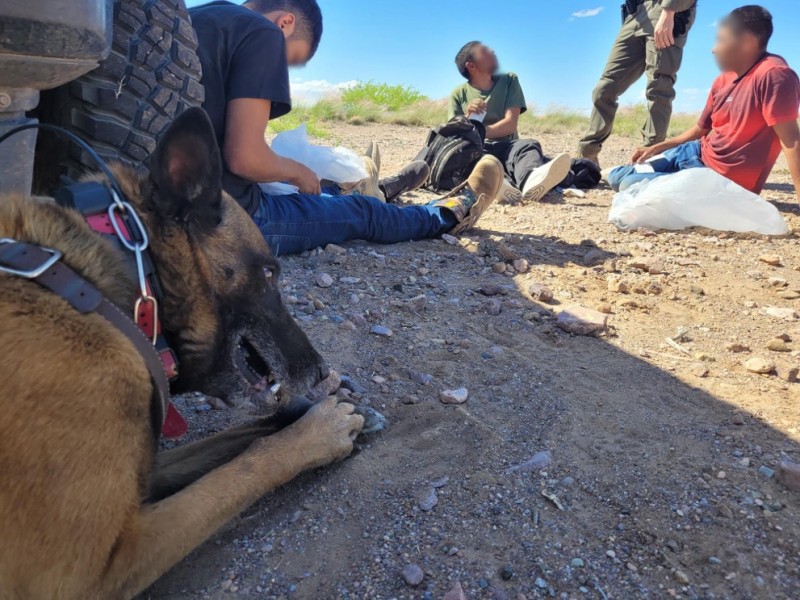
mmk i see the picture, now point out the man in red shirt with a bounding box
[608,5,800,201]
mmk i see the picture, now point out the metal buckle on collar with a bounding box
[0,238,63,278]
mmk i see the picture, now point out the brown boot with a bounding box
[432,155,503,235]
[339,141,385,201]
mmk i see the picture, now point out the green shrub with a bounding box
[341,82,427,111]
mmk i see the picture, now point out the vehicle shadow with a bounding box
[145,228,800,600]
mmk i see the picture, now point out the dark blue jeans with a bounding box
[608,140,706,192]
[252,186,457,256]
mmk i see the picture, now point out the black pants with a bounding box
[484,138,545,188]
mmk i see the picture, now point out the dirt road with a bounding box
[145,124,800,600]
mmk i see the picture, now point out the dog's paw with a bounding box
[296,398,364,468]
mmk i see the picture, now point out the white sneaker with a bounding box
[497,179,522,204]
[521,153,572,202]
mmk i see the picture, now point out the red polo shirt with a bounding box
[699,54,800,194]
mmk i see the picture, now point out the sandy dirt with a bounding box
[145,123,800,600]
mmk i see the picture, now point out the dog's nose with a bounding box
[318,362,331,382]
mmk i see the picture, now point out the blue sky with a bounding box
[186,0,800,114]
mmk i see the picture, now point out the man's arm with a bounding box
[485,107,521,140]
[448,93,464,120]
[773,119,800,202]
[631,124,710,163]
[224,98,320,194]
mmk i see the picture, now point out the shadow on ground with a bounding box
[145,226,800,600]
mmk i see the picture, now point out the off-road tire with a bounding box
[34,0,204,192]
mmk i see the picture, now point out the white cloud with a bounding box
[291,79,359,105]
[572,7,604,18]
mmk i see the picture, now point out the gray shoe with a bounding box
[379,161,430,202]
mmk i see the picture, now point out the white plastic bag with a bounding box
[271,124,367,184]
[608,169,788,235]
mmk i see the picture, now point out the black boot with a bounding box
[379,161,430,202]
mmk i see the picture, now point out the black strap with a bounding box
[0,240,168,435]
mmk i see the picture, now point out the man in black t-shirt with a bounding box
[189,0,503,255]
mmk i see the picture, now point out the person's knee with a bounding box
[646,75,677,102]
[607,166,632,191]
[592,78,618,105]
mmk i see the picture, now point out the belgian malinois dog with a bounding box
[0,108,363,599]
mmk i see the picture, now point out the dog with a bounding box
[0,108,364,599]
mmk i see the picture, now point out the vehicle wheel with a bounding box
[34,0,204,192]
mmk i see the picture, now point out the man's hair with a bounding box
[455,41,481,79]
[248,0,323,58]
[723,5,773,49]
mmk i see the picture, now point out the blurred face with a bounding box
[712,23,760,73]
[286,38,312,66]
[467,44,499,77]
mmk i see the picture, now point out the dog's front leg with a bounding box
[150,397,315,500]
[100,398,362,599]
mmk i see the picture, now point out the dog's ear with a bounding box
[149,107,223,231]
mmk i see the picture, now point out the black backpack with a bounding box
[416,116,486,192]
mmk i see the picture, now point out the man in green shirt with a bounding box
[449,41,572,203]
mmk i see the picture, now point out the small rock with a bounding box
[603,259,619,273]
[691,363,709,378]
[607,278,630,294]
[339,320,357,332]
[529,283,554,303]
[717,470,727,479]
[408,370,433,386]
[339,375,366,394]
[535,578,547,589]
[441,233,459,246]
[417,487,438,511]
[758,465,775,478]
[570,558,585,568]
[499,565,514,581]
[763,306,799,321]
[482,298,503,315]
[776,363,799,383]
[709,556,723,566]
[556,305,608,336]
[370,325,393,337]
[629,256,665,274]
[767,338,791,352]
[492,262,507,274]
[401,564,424,587]
[340,276,361,284]
[597,302,613,314]
[759,254,782,266]
[477,284,508,296]
[732,412,745,426]
[506,450,552,473]
[440,388,468,404]
[778,290,800,300]
[744,357,775,374]
[726,342,751,353]
[717,503,734,519]
[404,294,428,312]
[315,272,334,288]
[768,276,788,287]
[443,582,467,600]
[675,570,690,584]
[512,258,529,273]
[324,243,346,256]
[777,461,800,491]
[606,550,616,559]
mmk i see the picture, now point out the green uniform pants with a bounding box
[579,0,695,159]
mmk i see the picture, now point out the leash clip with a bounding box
[0,238,63,278]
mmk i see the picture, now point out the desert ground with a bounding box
[145,123,800,600]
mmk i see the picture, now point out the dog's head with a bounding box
[115,108,328,412]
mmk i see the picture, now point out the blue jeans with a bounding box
[608,141,706,192]
[252,186,457,256]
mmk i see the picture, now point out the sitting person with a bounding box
[608,5,800,201]
[449,41,572,203]
[189,0,503,256]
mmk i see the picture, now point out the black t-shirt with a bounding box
[190,1,291,215]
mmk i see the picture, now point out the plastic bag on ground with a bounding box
[271,124,367,184]
[608,168,788,235]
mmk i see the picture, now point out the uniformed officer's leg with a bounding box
[642,10,690,146]
[579,14,647,162]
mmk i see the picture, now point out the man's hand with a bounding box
[289,160,321,195]
[632,145,661,163]
[466,99,488,117]
[654,9,676,49]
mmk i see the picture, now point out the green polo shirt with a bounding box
[448,72,527,141]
